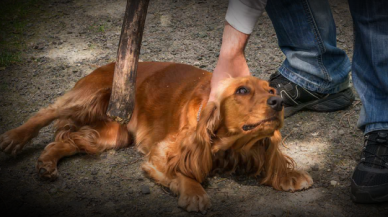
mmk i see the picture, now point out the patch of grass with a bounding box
[0,35,25,66]
[13,21,28,34]
[88,21,109,33]
[0,0,46,67]
[0,0,42,27]
[88,43,97,50]
[0,52,21,67]
[99,25,106,32]
[0,83,10,91]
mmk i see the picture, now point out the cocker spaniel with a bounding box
[0,62,313,213]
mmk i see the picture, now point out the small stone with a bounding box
[337,38,345,43]
[198,32,207,38]
[34,44,44,50]
[61,181,67,190]
[160,15,172,26]
[330,180,338,186]
[271,209,285,217]
[251,210,261,216]
[338,130,345,135]
[171,207,181,214]
[49,187,58,194]
[312,164,319,171]
[141,185,150,194]
[339,174,348,181]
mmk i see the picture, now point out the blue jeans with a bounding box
[265,0,388,134]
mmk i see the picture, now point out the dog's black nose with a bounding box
[267,96,284,111]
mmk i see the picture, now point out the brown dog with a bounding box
[0,62,313,213]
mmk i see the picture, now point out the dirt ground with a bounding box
[1,0,387,216]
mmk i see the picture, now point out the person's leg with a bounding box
[349,1,388,135]
[348,0,388,203]
[266,0,350,93]
[265,0,354,117]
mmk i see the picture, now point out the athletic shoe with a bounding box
[351,130,388,203]
[268,72,355,117]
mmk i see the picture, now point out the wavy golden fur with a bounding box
[0,62,313,213]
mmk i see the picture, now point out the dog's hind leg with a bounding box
[36,141,78,180]
[0,101,62,155]
[0,86,112,155]
[37,121,131,180]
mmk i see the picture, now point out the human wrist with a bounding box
[219,47,245,61]
[214,53,250,78]
[219,23,249,59]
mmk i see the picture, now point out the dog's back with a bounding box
[127,62,212,153]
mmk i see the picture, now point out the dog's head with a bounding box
[197,76,284,150]
[218,76,283,134]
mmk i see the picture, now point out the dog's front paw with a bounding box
[0,128,31,155]
[36,159,59,181]
[279,170,313,192]
[178,191,211,214]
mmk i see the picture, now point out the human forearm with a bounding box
[208,0,267,102]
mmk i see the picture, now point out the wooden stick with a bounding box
[107,0,150,124]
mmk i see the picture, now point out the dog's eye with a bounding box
[269,89,275,94]
[236,87,249,95]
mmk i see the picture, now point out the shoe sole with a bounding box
[351,179,388,203]
[284,88,355,118]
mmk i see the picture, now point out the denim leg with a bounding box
[265,0,351,94]
[348,0,388,134]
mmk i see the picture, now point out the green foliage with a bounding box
[0,52,21,67]
[89,20,111,33]
[0,0,45,67]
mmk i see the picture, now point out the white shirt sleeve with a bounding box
[225,0,268,34]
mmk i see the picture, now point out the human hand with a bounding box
[209,23,251,102]
[209,55,250,102]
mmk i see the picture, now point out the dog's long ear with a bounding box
[195,101,220,145]
[167,101,220,183]
[261,130,295,190]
